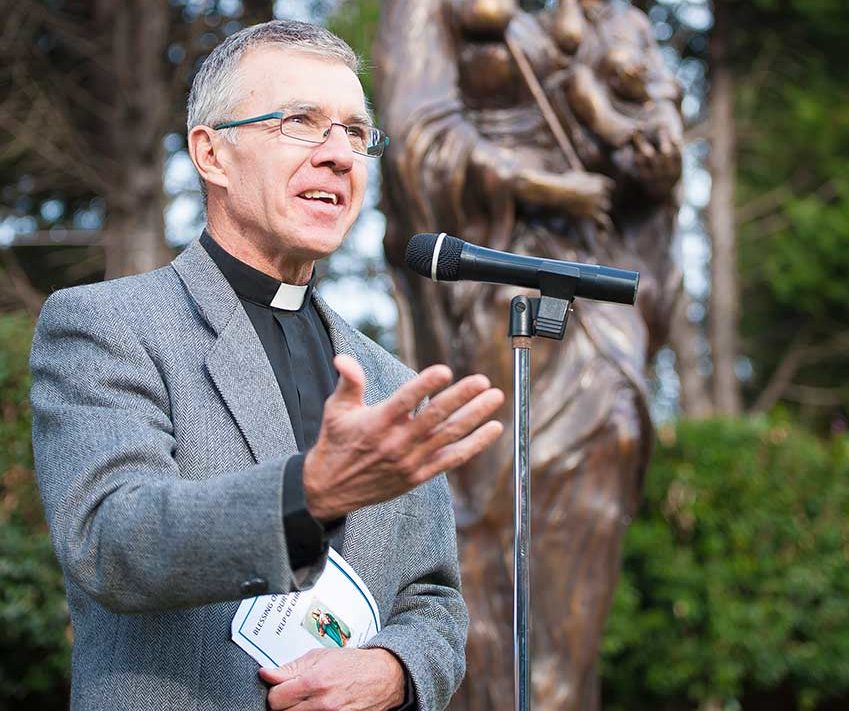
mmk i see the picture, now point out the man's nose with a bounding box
[311,123,354,172]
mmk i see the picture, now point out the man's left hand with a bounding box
[259,647,406,710]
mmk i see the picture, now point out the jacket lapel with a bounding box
[172,240,297,464]
[312,293,390,408]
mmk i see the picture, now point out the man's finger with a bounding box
[259,666,290,685]
[379,364,454,421]
[407,374,493,437]
[265,674,311,710]
[329,354,366,407]
[424,387,505,451]
[418,420,505,481]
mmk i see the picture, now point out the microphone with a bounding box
[405,233,639,305]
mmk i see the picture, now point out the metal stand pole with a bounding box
[507,289,574,711]
[510,296,534,711]
[513,339,531,711]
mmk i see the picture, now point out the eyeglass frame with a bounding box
[212,111,390,158]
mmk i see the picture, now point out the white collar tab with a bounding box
[270,281,310,311]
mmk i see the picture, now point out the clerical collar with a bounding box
[200,230,315,312]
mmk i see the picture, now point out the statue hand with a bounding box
[617,128,682,196]
[515,169,614,222]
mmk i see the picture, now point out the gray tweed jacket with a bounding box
[29,239,467,711]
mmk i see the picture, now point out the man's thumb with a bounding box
[331,354,365,404]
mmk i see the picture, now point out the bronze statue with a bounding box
[375,1,682,708]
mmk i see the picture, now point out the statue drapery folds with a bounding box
[375,1,683,707]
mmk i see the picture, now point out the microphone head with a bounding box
[405,233,464,281]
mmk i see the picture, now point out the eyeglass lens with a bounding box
[279,111,383,156]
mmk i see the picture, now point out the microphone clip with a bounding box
[508,265,579,341]
[534,295,572,340]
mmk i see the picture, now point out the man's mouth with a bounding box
[298,189,339,206]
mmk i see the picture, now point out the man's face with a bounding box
[217,48,369,263]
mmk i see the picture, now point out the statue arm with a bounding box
[376,1,614,242]
[376,0,519,248]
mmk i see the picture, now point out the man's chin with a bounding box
[281,231,348,262]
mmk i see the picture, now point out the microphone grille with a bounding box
[405,233,437,277]
[405,233,464,281]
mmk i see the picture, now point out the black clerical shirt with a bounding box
[201,231,341,568]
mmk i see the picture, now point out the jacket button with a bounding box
[239,577,268,596]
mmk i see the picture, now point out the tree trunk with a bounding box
[707,0,742,414]
[96,0,172,279]
[669,288,713,417]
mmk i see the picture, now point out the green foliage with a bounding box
[0,314,35,484]
[602,418,849,710]
[739,55,849,318]
[326,0,382,108]
[732,0,849,425]
[0,313,71,709]
[0,527,71,709]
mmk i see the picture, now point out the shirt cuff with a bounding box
[282,454,344,570]
[394,668,417,710]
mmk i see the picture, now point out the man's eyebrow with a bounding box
[345,111,372,125]
[277,100,318,113]
[276,100,373,125]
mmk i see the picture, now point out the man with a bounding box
[30,20,504,711]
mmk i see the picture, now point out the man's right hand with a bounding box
[303,354,504,522]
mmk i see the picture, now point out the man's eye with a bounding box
[283,113,320,128]
[346,125,367,140]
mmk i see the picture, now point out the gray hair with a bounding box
[186,20,360,200]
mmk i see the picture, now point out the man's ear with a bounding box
[188,125,230,191]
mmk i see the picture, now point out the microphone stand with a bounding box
[507,266,578,711]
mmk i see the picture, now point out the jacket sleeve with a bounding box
[29,286,327,613]
[362,474,468,711]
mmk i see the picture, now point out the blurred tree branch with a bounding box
[0,0,274,290]
[783,384,846,407]
[751,330,849,414]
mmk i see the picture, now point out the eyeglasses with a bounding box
[213,109,390,157]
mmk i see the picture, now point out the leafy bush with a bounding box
[602,418,849,711]
[0,313,71,709]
